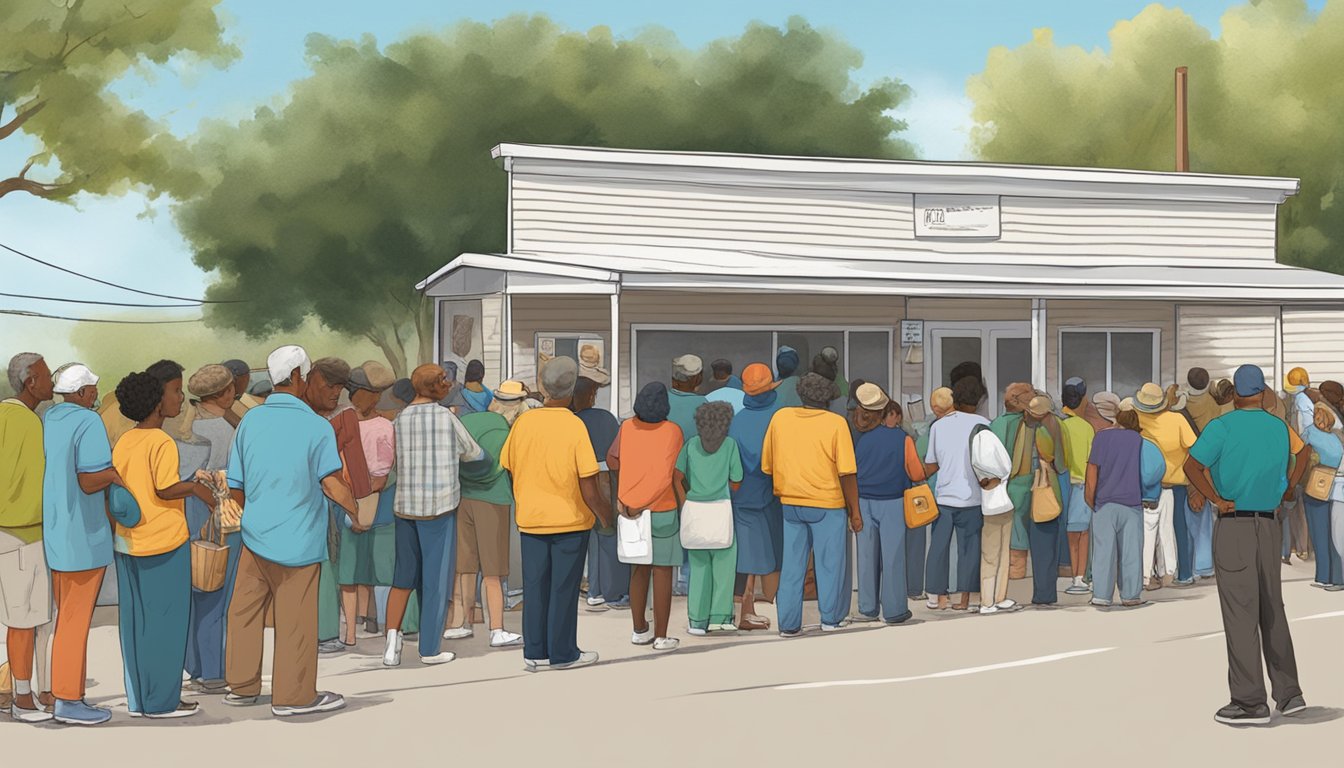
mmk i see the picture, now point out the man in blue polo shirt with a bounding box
[223,345,359,718]
[1185,364,1310,727]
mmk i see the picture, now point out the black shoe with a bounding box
[1214,703,1271,726]
[1279,695,1307,716]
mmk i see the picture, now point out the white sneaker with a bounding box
[382,630,403,667]
[687,627,708,636]
[272,691,345,718]
[979,605,999,615]
[552,651,598,670]
[631,627,655,646]
[420,652,456,665]
[144,701,200,719]
[821,620,852,632]
[524,658,550,672]
[490,629,523,648]
[586,595,607,607]
[995,600,1019,611]
[652,637,680,652]
[10,703,55,723]
[443,627,474,641]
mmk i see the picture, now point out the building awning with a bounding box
[418,250,1344,304]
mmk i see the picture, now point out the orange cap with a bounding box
[741,363,781,396]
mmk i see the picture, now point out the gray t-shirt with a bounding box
[192,415,236,471]
[924,410,991,508]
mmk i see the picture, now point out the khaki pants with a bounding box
[225,546,319,708]
[980,513,1013,605]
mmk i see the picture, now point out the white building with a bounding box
[418,143,1344,418]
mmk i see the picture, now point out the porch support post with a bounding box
[609,289,621,416]
[1274,304,1284,393]
[1031,298,1048,391]
[503,291,513,380]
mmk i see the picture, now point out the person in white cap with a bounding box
[223,345,358,718]
[42,363,124,724]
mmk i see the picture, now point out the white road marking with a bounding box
[1293,609,1344,623]
[774,647,1116,691]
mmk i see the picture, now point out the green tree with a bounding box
[967,0,1344,273]
[0,0,235,201]
[177,15,915,376]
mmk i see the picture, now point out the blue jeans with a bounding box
[1303,496,1339,584]
[856,498,910,623]
[905,523,926,596]
[1186,497,1215,578]
[779,505,850,631]
[116,544,191,715]
[587,529,629,602]
[1171,485,1194,582]
[1091,503,1143,603]
[925,505,983,596]
[1028,515,1060,604]
[521,530,589,665]
[185,532,242,681]
[392,513,457,658]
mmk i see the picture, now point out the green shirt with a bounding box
[459,412,514,506]
[667,389,707,448]
[675,436,744,503]
[0,400,44,543]
[1190,409,1302,512]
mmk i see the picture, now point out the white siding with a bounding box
[1047,300,1176,394]
[1177,305,1278,385]
[511,172,1278,266]
[509,295,611,392]
[902,299,1030,397]
[1283,308,1344,384]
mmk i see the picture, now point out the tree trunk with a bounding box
[414,295,435,368]
[365,325,408,378]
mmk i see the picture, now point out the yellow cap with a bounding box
[1286,367,1310,389]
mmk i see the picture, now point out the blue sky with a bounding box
[0,0,1322,361]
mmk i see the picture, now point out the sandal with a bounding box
[738,617,770,631]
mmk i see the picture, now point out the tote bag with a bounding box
[617,509,653,565]
[680,499,735,549]
[1030,465,1063,523]
[903,484,939,528]
[970,428,1014,516]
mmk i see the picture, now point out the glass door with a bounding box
[927,322,1031,419]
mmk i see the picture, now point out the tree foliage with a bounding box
[0,0,235,201]
[967,0,1344,273]
[177,15,916,375]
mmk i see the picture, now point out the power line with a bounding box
[0,291,201,308]
[0,309,203,324]
[0,241,242,304]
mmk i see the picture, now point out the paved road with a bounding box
[5,560,1344,766]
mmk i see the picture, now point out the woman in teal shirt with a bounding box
[675,402,743,635]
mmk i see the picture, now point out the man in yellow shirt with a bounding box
[1,353,56,722]
[500,357,612,672]
[1134,382,1200,587]
[762,373,860,637]
[1060,382,1097,595]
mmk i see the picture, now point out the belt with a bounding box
[1228,510,1276,519]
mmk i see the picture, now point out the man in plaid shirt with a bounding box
[382,364,484,666]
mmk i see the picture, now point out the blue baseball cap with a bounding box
[1233,364,1267,397]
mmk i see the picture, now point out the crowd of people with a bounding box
[1,341,1331,726]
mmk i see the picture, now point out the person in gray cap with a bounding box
[1185,364,1311,726]
[500,356,612,671]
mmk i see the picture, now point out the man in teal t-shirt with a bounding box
[1185,364,1310,727]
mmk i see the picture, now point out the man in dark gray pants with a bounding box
[1185,364,1310,726]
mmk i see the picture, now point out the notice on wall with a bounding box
[913,194,1001,239]
[900,319,924,348]
[537,335,609,387]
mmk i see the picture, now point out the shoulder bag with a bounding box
[681,499,735,549]
[903,483,939,528]
[1030,464,1063,523]
[617,507,653,564]
[190,506,230,593]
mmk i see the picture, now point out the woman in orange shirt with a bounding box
[111,362,214,720]
[608,383,685,653]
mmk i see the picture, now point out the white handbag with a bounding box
[971,429,1014,516]
[679,499,735,550]
[617,509,653,565]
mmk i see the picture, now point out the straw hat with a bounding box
[855,382,890,411]
[493,380,528,401]
[1133,383,1168,414]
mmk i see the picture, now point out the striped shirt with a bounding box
[392,403,484,518]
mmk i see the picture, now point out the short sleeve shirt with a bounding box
[500,407,599,534]
[1138,411,1199,485]
[392,403,484,518]
[761,408,857,509]
[459,411,513,506]
[0,400,44,543]
[1058,415,1095,485]
[112,428,190,557]
[676,436,743,502]
[1086,428,1142,509]
[227,393,344,567]
[358,416,396,477]
[42,403,115,571]
[666,390,707,448]
[1190,409,1305,512]
[607,420,683,512]
[924,411,992,507]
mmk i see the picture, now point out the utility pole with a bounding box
[1175,66,1189,172]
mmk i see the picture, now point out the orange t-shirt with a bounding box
[606,420,683,512]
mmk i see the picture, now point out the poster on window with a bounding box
[537,335,608,388]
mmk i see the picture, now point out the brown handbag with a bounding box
[1030,465,1063,523]
[1306,464,1336,502]
[190,508,230,593]
[904,483,939,528]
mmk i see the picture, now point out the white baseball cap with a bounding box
[267,345,311,387]
[53,363,99,394]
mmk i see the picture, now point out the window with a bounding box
[1059,329,1158,397]
[634,330,773,395]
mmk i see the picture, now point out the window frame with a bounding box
[1057,326,1162,394]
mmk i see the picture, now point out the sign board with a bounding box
[900,319,924,347]
[913,194,1001,239]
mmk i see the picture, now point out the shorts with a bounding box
[0,532,53,629]
[1066,483,1093,533]
[456,499,511,577]
[336,525,396,586]
[650,509,683,567]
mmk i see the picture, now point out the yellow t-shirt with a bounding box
[500,407,599,535]
[761,407,857,509]
[1138,411,1199,486]
[0,400,44,543]
[112,428,190,557]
